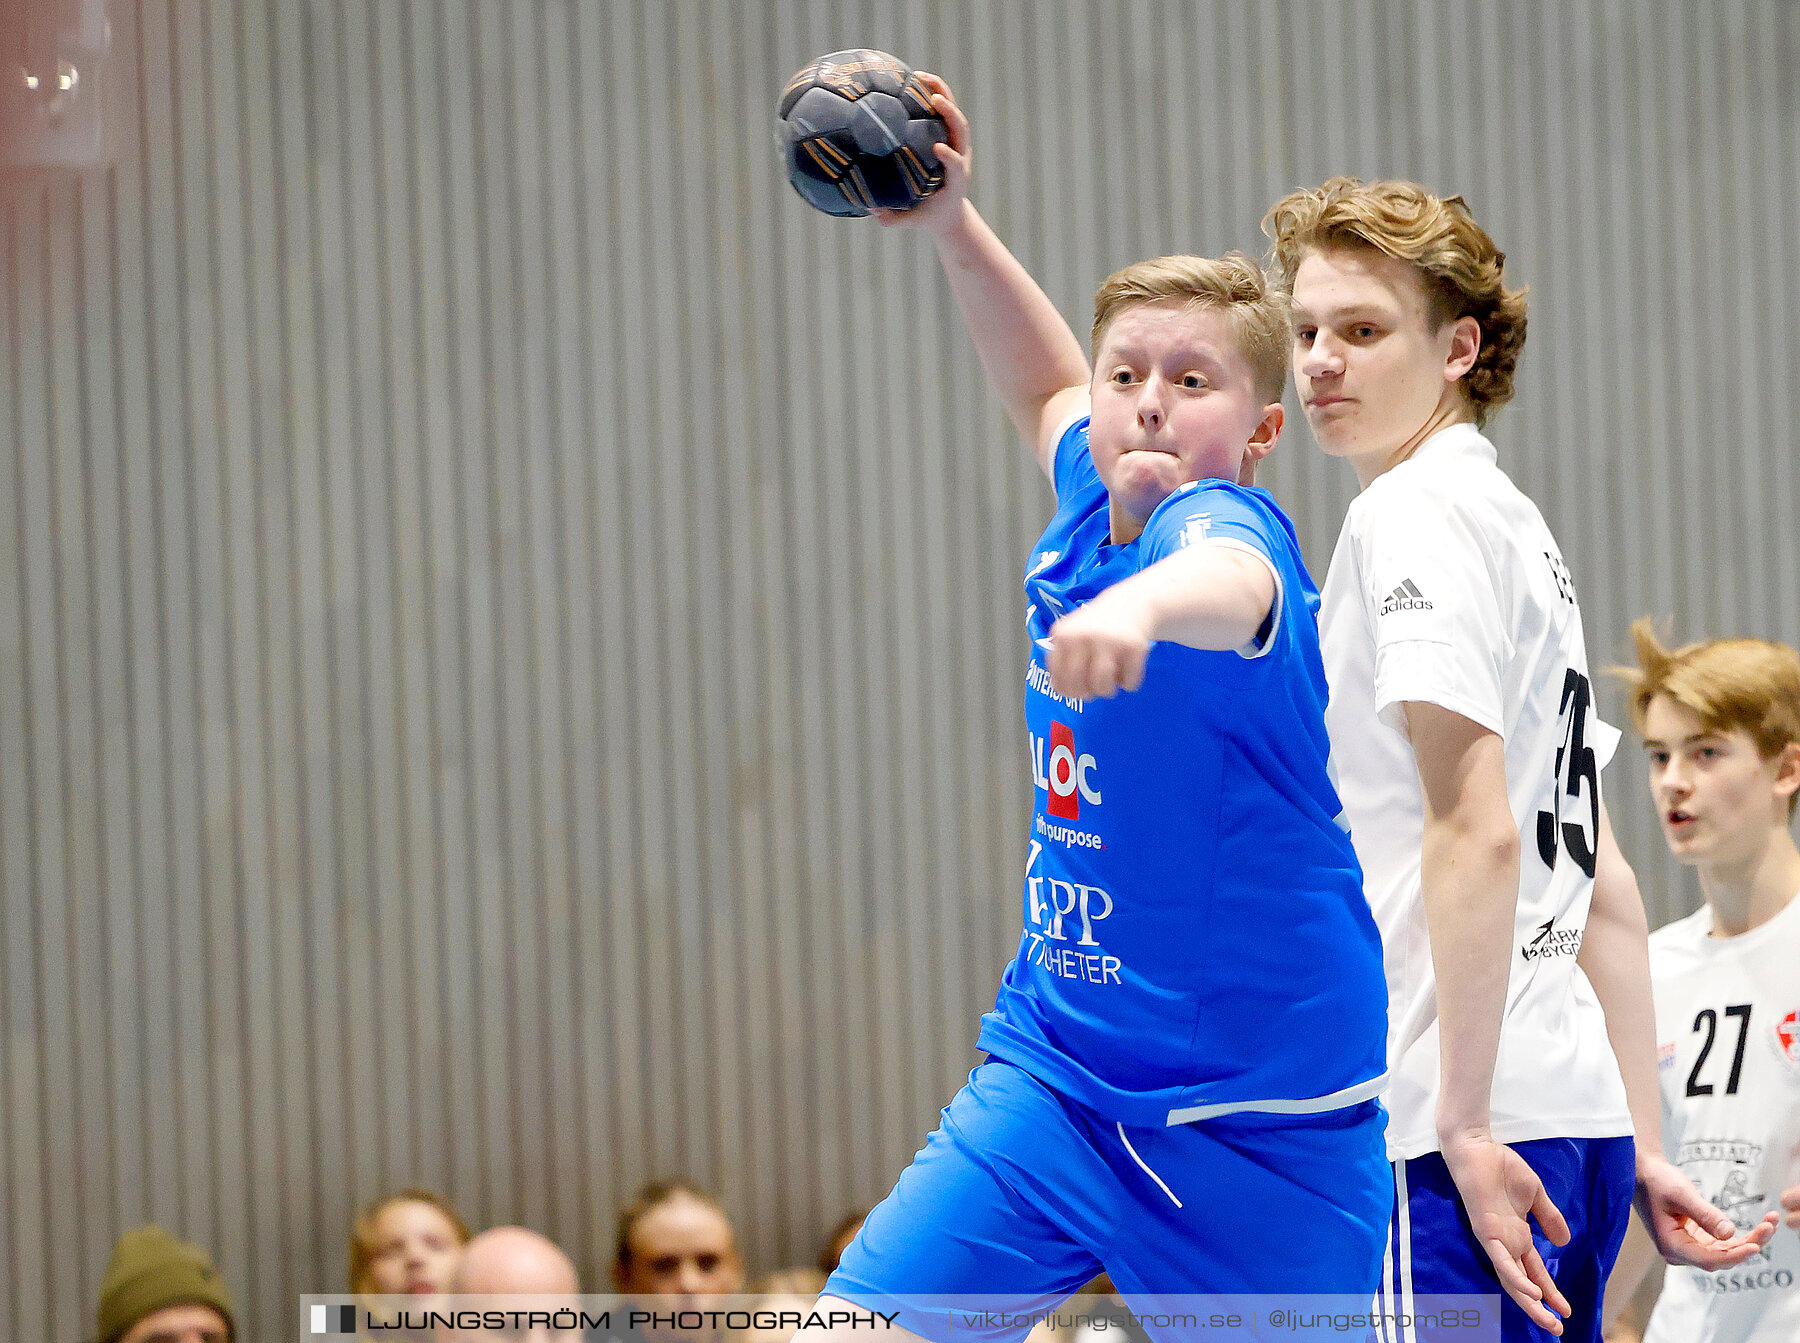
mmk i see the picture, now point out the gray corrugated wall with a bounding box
[2,1,1796,1336]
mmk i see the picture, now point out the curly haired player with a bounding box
[1265,180,1772,1342]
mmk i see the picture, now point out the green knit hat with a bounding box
[96,1225,235,1343]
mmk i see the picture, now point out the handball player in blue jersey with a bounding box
[793,78,1389,1343]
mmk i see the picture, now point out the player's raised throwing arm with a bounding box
[874,74,1091,479]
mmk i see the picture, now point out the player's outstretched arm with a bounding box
[1043,546,1274,701]
[1406,702,1574,1335]
[873,74,1090,479]
[1581,810,1781,1268]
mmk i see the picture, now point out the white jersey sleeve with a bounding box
[1643,897,1800,1343]
[1359,492,1510,737]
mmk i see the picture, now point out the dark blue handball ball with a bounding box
[777,49,947,217]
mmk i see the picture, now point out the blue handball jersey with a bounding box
[977,417,1388,1128]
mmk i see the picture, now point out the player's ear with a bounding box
[1444,315,1481,384]
[1771,740,1800,805]
[1238,404,1282,486]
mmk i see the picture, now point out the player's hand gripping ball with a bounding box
[777,49,946,216]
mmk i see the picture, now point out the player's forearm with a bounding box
[1098,545,1274,652]
[1579,814,1664,1172]
[1422,815,1521,1141]
[1581,931,1662,1174]
[929,200,1090,446]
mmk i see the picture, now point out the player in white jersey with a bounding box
[1601,622,1796,1343]
[1263,180,1771,1341]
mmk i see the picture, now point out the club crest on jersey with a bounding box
[1031,720,1102,821]
[1179,513,1213,548]
[1775,1009,1800,1071]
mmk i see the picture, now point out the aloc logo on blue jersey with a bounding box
[1030,720,1101,820]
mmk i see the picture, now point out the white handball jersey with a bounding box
[1643,894,1800,1343]
[1320,424,1633,1160]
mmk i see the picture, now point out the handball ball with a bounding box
[777,49,947,217]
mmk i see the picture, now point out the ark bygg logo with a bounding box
[1520,916,1583,962]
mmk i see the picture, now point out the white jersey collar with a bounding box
[1403,421,1495,469]
[1698,883,1800,948]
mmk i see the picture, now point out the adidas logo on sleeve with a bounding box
[1379,579,1433,615]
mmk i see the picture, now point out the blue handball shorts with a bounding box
[824,1060,1391,1342]
[1375,1136,1635,1343]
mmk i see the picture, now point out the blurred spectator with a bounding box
[815,1210,866,1277]
[95,1225,235,1343]
[350,1188,471,1297]
[755,1267,825,1296]
[612,1180,745,1301]
[447,1227,583,1342]
[452,1226,582,1294]
[725,1268,828,1343]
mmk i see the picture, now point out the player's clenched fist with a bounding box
[1046,594,1154,700]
